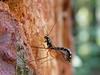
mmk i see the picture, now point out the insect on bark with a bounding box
[44,35,72,62]
[45,24,72,63]
[32,23,72,63]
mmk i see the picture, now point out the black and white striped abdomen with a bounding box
[51,47,72,62]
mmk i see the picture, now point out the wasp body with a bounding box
[44,35,72,62]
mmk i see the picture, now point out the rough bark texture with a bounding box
[0,3,18,75]
[0,0,73,75]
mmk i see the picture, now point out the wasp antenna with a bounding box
[47,23,56,36]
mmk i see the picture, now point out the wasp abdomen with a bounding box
[51,47,72,62]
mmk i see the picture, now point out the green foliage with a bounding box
[73,0,100,75]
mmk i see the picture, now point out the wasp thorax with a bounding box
[44,35,53,48]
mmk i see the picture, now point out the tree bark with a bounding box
[0,0,73,75]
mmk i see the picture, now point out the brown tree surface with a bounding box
[0,3,18,75]
[0,0,74,75]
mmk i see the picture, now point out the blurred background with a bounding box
[72,0,100,75]
[0,0,100,75]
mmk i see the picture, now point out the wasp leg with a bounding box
[32,46,49,50]
[28,55,49,63]
[39,57,53,65]
[28,49,50,63]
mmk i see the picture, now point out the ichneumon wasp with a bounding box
[28,10,72,63]
[44,35,72,62]
[31,22,72,63]
[44,24,72,62]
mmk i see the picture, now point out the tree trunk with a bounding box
[0,0,73,75]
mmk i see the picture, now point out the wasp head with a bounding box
[44,35,53,48]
